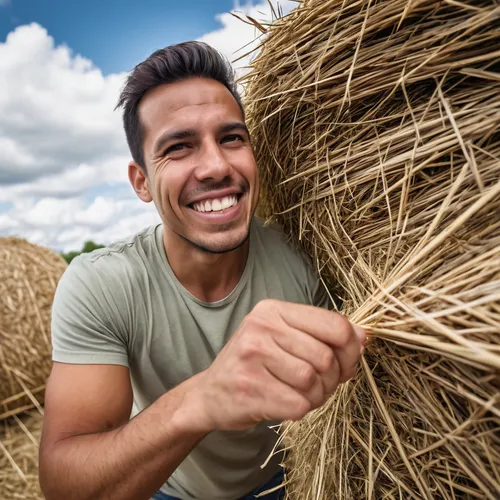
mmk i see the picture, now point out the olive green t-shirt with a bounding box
[51,217,331,500]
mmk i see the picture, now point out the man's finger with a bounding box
[259,380,312,422]
[271,324,337,375]
[263,346,325,407]
[352,324,366,353]
[334,323,362,383]
[318,354,340,398]
[270,301,360,349]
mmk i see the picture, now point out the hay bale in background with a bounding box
[244,0,499,498]
[0,238,67,419]
[0,410,43,499]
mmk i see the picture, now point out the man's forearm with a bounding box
[39,374,209,500]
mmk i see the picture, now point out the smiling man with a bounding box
[38,42,365,500]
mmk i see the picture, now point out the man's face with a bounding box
[137,77,259,254]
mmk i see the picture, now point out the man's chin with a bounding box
[184,228,250,255]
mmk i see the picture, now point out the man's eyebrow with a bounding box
[153,129,197,155]
[219,122,250,135]
[153,123,250,155]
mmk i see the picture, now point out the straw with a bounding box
[0,237,67,419]
[243,0,500,497]
[0,411,44,499]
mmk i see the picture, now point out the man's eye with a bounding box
[221,134,243,144]
[166,143,185,154]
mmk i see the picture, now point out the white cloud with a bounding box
[198,0,297,80]
[0,23,128,185]
[0,213,19,231]
[16,197,82,227]
[3,194,160,251]
[74,196,122,228]
[0,156,131,202]
[0,23,145,251]
[0,1,297,252]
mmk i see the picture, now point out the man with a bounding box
[38,42,365,500]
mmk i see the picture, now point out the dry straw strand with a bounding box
[0,238,67,418]
[0,411,44,499]
[244,0,500,498]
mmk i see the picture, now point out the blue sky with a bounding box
[0,0,237,74]
[0,0,296,251]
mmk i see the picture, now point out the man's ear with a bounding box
[128,161,153,202]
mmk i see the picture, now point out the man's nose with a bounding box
[194,141,233,182]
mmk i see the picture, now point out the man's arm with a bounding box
[39,362,209,500]
[40,300,365,500]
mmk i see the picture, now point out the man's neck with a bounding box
[162,226,250,303]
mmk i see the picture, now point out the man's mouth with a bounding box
[189,194,242,213]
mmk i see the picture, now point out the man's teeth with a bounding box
[193,195,238,213]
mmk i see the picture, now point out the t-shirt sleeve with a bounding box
[51,256,129,367]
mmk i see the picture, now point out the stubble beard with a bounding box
[177,222,251,255]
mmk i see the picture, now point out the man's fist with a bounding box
[190,300,365,432]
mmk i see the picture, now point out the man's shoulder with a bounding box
[252,217,309,266]
[81,224,159,263]
[252,217,288,244]
[65,224,160,284]
[251,217,331,309]
[251,217,316,285]
[50,227,162,366]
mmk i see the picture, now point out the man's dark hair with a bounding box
[116,41,244,170]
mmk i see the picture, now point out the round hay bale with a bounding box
[244,0,500,498]
[0,410,43,499]
[0,238,67,418]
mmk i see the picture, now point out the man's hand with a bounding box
[190,299,366,431]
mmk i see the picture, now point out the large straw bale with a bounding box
[244,0,500,498]
[0,238,67,419]
[0,410,43,499]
